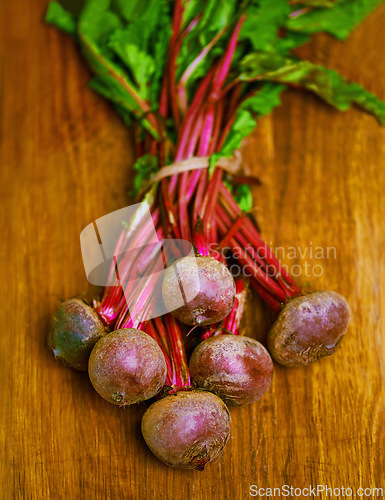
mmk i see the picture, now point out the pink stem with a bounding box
[210,15,246,101]
[208,101,224,155]
[193,218,210,256]
[179,26,227,88]
[167,67,216,197]
[249,277,282,313]
[219,184,300,295]
[145,321,173,387]
[116,248,164,330]
[163,314,191,390]
[202,167,223,245]
[178,172,192,241]
[168,0,184,128]
[161,179,182,239]
[222,276,248,335]
[96,209,162,326]
[215,207,288,303]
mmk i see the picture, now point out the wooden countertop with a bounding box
[1,1,384,498]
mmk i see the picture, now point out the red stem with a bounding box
[209,101,224,155]
[167,0,184,128]
[222,276,248,335]
[163,314,191,390]
[202,167,223,245]
[193,169,208,225]
[178,171,192,241]
[116,246,164,329]
[145,321,173,387]
[215,206,288,303]
[161,179,182,239]
[219,184,301,296]
[193,218,210,256]
[249,278,282,313]
[209,15,246,101]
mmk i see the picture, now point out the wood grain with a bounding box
[1,1,384,499]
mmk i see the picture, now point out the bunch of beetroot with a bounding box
[46,0,384,470]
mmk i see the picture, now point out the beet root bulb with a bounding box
[48,298,108,371]
[189,334,273,405]
[141,390,231,470]
[88,329,167,405]
[162,256,236,326]
[267,290,350,367]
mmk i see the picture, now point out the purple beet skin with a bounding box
[48,298,108,371]
[88,329,167,405]
[162,255,236,326]
[267,290,350,367]
[189,334,273,405]
[141,390,231,470]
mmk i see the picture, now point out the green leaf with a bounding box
[208,83,285,178]
[88,75,140,113]
[106,0,171,103]
[131,155,159,197]
[149,23,171,104]
[240,0,291,52]
[45,2,77,36]
[223,109,258,155]
[111,0,148,23]
[198,0,238,35]
[233,184,253,212]
[112,103,133,128]
[219,83,284,155]
[236,0,310,62]
[240,52,385,124]
[208,82,285,201]
[177,0,238,84]
[208,152,223,175]
[47,0,385,149]
[273,31,310,53]
[287,0,384,40]
[183,0,204,27]
[77,0,123,75]
[77,0,161,138]
[108,28,155,99]
[222,180,253,212]
[79,0,122,48]
[240,83,285,117]
[292,0,335,6]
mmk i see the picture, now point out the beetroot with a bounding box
[141,390,231,470]
[267,290,350,367]
[189,334,273,405]
[48,298,107,370]
[162,255,236,326]
[88,328,167,405]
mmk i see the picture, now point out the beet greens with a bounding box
[45,0,385,323]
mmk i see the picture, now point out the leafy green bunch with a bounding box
[46,0,385,204]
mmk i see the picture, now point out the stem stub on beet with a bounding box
[267,290,350,367]
[48,298,108,371]
[162,256,236,326]
[141,390,231,470]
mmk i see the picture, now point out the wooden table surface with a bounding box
[1,1,385,499]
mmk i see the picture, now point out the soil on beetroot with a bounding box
[88,328,167,405]
[267,291,350,367]
[141,390,231,470]
[48,298,108,371]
